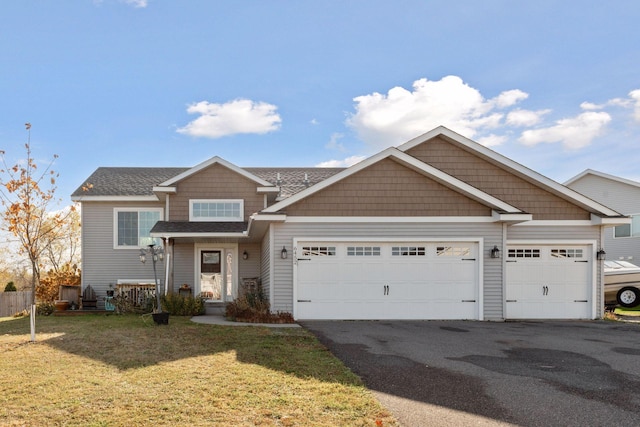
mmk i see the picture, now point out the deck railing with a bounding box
[116,283,157,310]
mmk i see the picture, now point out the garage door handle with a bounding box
[297,258,311,261]
[297,299,311,303]
[574,300,588,302]
[461,299,476,302]
[575,260,589,263]
[462,258,476,261]
[506,300,517,302]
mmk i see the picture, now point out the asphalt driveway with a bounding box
[301,320,640,427]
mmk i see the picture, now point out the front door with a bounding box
[200,250,223,301]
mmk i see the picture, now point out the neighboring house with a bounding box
[71,126,628,321]
[565,169,640,264]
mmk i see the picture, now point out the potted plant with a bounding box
[106,283,115,297]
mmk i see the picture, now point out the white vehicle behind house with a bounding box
[604,260,640,308]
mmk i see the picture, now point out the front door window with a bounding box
[200,250,222,301]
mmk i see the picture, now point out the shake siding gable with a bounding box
[169,163,264,221]
[284,158,492,217]
[405,136,591,220]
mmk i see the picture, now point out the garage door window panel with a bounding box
[392,246,426,256]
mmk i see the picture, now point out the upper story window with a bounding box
[114,208,163,248]
[614,214,640,238]
[190,199,244,222]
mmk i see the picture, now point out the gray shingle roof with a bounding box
[151,221,248,234]
[72,165,345,199]
[71,167,188,197]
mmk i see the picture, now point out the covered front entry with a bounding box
[505,244,594,319]
[294,240,481,320]
[195,244,238,302]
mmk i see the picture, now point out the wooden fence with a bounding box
[0,291,32,317]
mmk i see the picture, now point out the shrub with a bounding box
[36,302,55,316]
[225,289,294,324]
[161,293,205,316]
[4,282,17,292]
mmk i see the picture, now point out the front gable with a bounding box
[284,157,492,217]
[404,135,591,220]
[167,162,267,221]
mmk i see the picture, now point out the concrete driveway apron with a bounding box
[301,320,640,427]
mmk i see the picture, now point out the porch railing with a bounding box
[116,283,157,310]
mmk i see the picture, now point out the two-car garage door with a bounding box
[294,241,480,320]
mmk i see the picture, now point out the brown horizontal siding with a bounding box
[405,136,591,220]
[169,163,264,221]
[285,158,491,216]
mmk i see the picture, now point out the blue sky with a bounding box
[1,0,640,208]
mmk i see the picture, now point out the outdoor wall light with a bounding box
[281,246,288,259]
[243,250,249,260]
[596,248,606,261]
[490,245,501,259]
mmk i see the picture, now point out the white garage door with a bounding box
[294,241,480,320]
[505,245,592,319]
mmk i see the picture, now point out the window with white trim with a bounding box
[114,208,162,248]
[190,199,243,222]
[614,214,640,238]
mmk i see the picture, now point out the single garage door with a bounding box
[505,245,592,319]
[294,241,480,320]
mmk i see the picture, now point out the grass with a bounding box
[0,314,397,427]
[614,305,640,316]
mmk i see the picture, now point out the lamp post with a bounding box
[139,243,164,313]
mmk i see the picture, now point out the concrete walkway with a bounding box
[190,314,300,328]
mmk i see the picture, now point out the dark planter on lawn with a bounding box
[152,312,169,325]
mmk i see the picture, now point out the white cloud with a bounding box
[122,0,148,7]
[477,134,507,147]
[630,89,640,121]
[325,133,345,151]
[177,99,281,138]
[506,109,551,127]
[519,111,611,149]
[490,89,529,108]
[346,75,528,149]
[316,155,367,168]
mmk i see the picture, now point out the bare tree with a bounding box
[0,124,74,341]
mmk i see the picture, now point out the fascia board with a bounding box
[71,195,159,202]
[257,187,280,193]
[158,156,272,187]
[150,231,248,239]
[565,169,640,190]
[590,213,631,226]
[398,126,622,217]
[491,211,533,223]
[152,186,177,193]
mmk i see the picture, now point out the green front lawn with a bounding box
[0,315,396,426]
